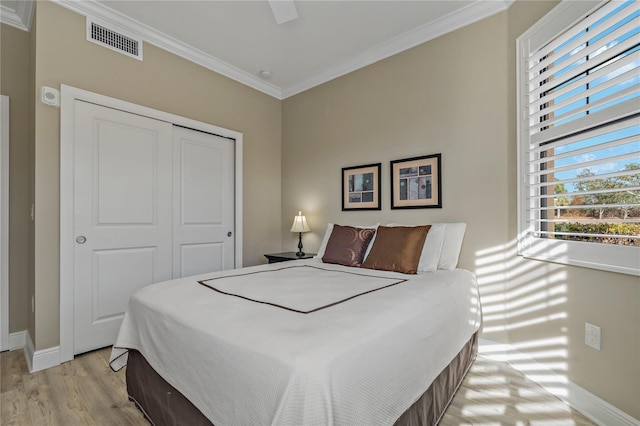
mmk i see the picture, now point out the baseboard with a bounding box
[8,330,27,350]
[565,379,640,426]
[479,338,639,426]
[15,330,61,373]
[31,345,60,373]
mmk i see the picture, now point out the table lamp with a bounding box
[290,211,311,256]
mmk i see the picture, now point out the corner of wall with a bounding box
[27,1,37,350]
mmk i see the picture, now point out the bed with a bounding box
[110,223,482,425]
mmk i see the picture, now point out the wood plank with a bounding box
[22,368,59,426]
[441,355,595,425]
[0,389,31,426]
[0,350,26,393]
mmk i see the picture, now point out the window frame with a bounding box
[516,0,640,276]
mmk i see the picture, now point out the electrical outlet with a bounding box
[585,322,601,350]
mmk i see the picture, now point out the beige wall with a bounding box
[0,23,32,335]
[283,10,513,342]
[282,0,639,418]
[31,1,282,350]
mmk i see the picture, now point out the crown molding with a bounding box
[0,0,34,31]
[50,0,514,100]
[51,0,283,99]
[282,0,514,98]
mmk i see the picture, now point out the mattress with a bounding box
[110,259,482,425]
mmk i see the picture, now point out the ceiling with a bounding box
[1,0,513,99]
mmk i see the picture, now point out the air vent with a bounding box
[86,18,143,61]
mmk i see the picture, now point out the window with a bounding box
[517,0,639,275]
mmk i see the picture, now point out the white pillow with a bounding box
[315,223,379,261]
[420,224,446,272]
[386,223,445,272]
[436,222,466,270]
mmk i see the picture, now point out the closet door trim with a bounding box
[0,96,9,352]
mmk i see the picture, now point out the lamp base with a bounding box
[296,232,305,257]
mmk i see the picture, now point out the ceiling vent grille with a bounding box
[86,18,143,61]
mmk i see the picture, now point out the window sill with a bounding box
[518,237,639,276]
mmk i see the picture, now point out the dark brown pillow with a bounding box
[322,225,376,267]
[361,225,430,274]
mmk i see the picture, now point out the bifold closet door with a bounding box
[72,101,236,354]
[172,126,235,278]
[73,100,173,354]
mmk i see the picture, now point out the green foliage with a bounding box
[572,162,640,219]
[553,222,640,246]
[554,182,569,207]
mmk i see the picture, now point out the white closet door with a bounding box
[173,126,235,277]
[73,101,173,354]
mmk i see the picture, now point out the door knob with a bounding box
[227,232,233,237]
[76,236,87,244]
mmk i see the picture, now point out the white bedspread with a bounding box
[110,260,481,425]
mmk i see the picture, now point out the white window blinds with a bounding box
[518,0,639,275]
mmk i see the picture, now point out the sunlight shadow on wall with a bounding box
[469,239,576,424]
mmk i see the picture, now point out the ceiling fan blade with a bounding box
[268,0,298,25]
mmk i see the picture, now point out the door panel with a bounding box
[93,247,156,320]
[96,124,158,225]
[182,141,223,224]
[73,100,173,354]
[180,243,223,277]
[173,127,235,278]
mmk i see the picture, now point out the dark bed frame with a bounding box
[125,332,478,426]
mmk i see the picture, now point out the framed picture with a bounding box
[342,163,381,211]
[390,154,441,209]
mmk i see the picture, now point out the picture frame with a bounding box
[342,163,382,211]
[390,154,441,209]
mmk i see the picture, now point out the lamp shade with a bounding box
[290,211,311,233]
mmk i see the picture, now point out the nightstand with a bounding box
[264,252,316,264]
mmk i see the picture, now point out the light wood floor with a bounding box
[1,347,595,425]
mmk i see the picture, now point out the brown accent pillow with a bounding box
[322,225,376,267]
[361,225,430,274]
